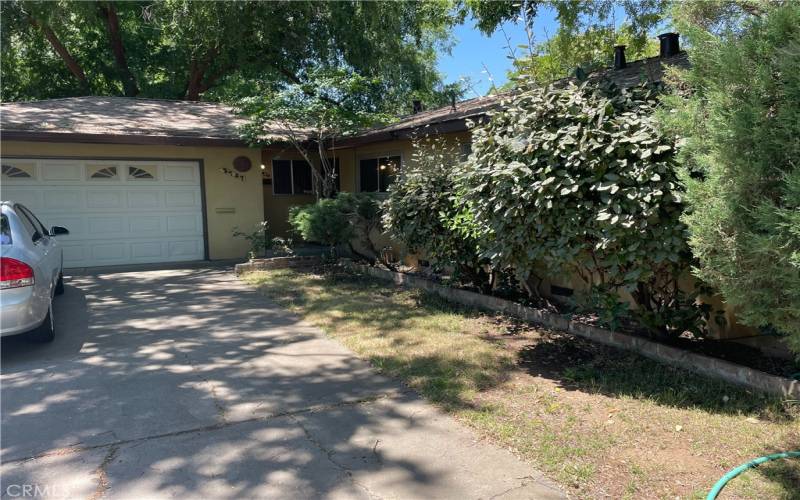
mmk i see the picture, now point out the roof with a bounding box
[0,53,689,149]
[336,51,689,148]
[0,96,259,147]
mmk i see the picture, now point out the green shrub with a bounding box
[383,136,490,288]
[289,200,352,254]
[460,80,700,336]
[288,192,386,263]
[660,3,800,351]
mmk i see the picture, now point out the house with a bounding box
[0,35,686,270]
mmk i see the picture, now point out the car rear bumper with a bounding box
[0,287,44,336]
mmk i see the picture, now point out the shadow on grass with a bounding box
[249,268,798,422]
[518,332,798,422]
[247,269,513,412]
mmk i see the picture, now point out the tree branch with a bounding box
[26,14,90,94]
[185,47,219,101]
[97,2,138,96]
[272,63,344,108]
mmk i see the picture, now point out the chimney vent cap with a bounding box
[658,32,680,58]
[613,45,627,70]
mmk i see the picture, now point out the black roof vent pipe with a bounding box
[412,100,423,114]
[658,33,680,58]
[613,45,627,69]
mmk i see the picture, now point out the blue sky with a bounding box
[437,4,651,96]
[436,7,561,97]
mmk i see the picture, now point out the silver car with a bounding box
[0,202,69,342]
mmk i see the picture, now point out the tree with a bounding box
[1,0,459,106]
[658,1,800,351]
[239,68,392,200]
[462,0,668,87]
[506,25,659,86]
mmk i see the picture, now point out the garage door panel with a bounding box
[166,215,201,233]
[44,190,83,210]
[40,161,82,181]
[2,158,205,267]
[165,190,199,208]
[168,240,202,258]
[87,190,125,209]
[91,242,128,262]
[130,241,165,259]
[0,188,42,210]
[163,164,197,182]
[87,216,126,235]
[127,191,161,209]
[61,244,86,266]
[130,216,162,233]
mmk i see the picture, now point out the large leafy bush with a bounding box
[289,192,387,263]
[289,199,352,253]
[460,80,697,335]
[383,137,490,288]
[660,3,800,351]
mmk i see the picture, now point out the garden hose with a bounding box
[706,451,800,499]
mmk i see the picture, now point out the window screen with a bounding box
[292,160,313,194]
[272,160,292,194]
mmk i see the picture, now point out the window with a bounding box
[359,155,400,193]
[2,164,33,179]
[292,160,313,194]
[1,214,11,245]
[15,205,46,242]
[129,166,156,179]
[88,165,118,180]
[271,159,314,195]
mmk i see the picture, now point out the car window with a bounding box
[0,214,11,245]
[17,205,48,236]
[15,205,45,242]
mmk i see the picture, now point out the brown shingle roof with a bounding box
[340,52,689,147]
[1,96,248,139]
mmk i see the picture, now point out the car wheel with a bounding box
[28,302,55,343]
[54,273,65,296]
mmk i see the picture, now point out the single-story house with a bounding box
[2,34,786,353]
[0,36,686,270]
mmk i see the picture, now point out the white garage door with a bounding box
[1,157,205,268]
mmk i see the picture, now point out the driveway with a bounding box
[1,267,563,499]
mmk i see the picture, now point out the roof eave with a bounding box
[331,116,488,150]
[0,130,250,148]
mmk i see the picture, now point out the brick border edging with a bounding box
[345,262,800,398]
[234,255,322,275]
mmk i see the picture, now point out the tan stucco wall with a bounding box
[261,148,316,237]
[1,140,263,260]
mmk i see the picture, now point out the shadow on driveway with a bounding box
[1,267,562,499]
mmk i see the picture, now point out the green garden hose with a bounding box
[706,451,800,499]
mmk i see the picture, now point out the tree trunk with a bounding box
[184,48,218,101]
[98,2,139,96]
[27,15,90,94]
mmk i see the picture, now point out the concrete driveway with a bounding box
[1,267,563,499]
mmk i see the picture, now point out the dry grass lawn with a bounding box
[244,268,800,499]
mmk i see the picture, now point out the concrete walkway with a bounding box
[1,267,563,499]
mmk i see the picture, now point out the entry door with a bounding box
[0,157,205,268]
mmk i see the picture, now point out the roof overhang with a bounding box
[1,130,250,148]
[330,116,487,150]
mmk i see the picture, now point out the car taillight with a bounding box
[0,258,35,289]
